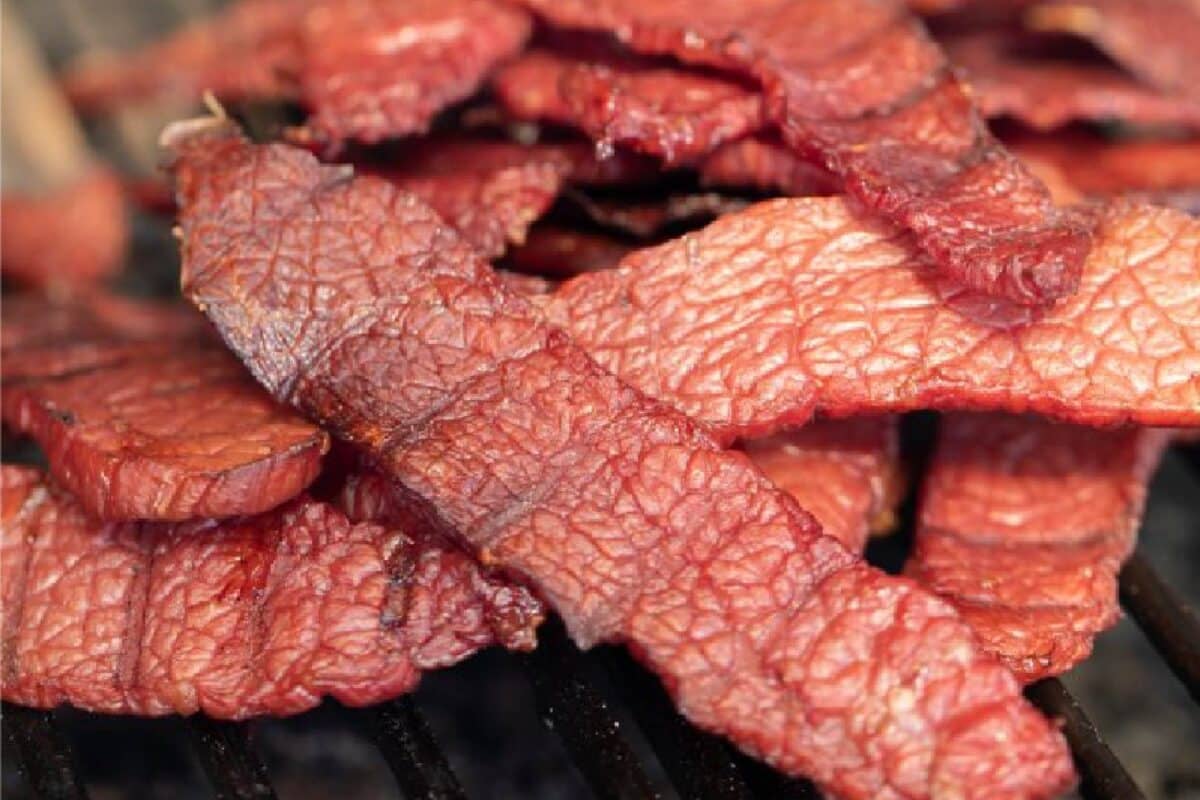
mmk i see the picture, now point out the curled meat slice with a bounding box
[0,168,127,289]
[171,124,1073,800]
[906,414,1170,681]
[0,466,541,718]
[300,0,531,146]
[542,197,1200,440]
[517,0,1091,305]
[62,0,303,112]
[1027,0,1200,100]
[698,136,838,197]
[944,30,1200,130]
[742,418,902,553]
[2,296,327,520]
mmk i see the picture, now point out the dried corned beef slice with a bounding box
[172,123,1074,800]
[906,414,1170,682]
[0,168,127,289]
[943,30,1200,130]
[62,0,303,112]
[503,226,636,277]
[516,0,1092,306]
[1027,0,1200,101]
[300,0,531,146]
[742,418,902,553]
[541,197,1200,440]
[0,465,538,718]
[2,295,327,520]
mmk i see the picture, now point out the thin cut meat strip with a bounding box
[170,122,1073,800]
[541,196,1200,441]
[907,414,1170,682]
[698,136,838,197]
[517,0,1091,306]
[1,168,127,290]
[0,465,542,718]
[743,418,902,553]
[2,296,327,521]
[943,30,1200,130]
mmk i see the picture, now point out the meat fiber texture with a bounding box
[743,418,902,553]
[300,0,531,146]
[1,295,328,521]
[0,465,542,718]
[906,414,1170,682]
[0,168,128,290]
[516,0,1092,306]
[942,30,1200,130]
[170,124,1074,800]
[1027,0,1200,101]
[541,196,1200,441]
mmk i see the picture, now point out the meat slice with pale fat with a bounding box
[170,123,1073,800]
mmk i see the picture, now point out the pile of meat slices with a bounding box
[3,0,1199,797]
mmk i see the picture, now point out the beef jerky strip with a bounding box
[1027,0,1200,101]
[299,0,531,147]
[1005,131,1200,215]
[943,30,1200,131]
[0,465,541,718]
[171,123,1073,800]
[698,135,839,197]
[517,0,1091,306]
[0,168,127,290]
[907,414,1170,681]
[743,418,902,553]
[62,0,303,112]
[2,295,327,520]
[503,226,636,277]
[542,196,1200,441]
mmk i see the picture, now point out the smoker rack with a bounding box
[5,440,1199,800]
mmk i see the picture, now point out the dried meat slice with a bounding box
[62,0,303,112]
[171,124,1074,800]
[698,136,838,197]
[517,0,1092,305]
[0,465,540,718]
[568,193,750,239]
[0,168,128,289]
[2,295,327,520]
[300,0,531,146]
[542,196,1200,441]
[1027,0,1200,101]
[503,226,636,277]
[943,30,1200,130]
[906,414,1169,681]
[742,418,902,553]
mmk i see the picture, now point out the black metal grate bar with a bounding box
[1025,679,1145,800]
[1119,552,1200,704]
[519,622,658,800]
[1,702,89,800]
[185,716,277,800]
[356,697,467,800]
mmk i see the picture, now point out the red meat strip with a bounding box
[503,226,636,277]
[698,136,839,197]
[170,123,1074,800]
[300,0,531,146]
[943,30,1200,130]
[1006,131,1200,213]
[742,418,902,553]
[516,0,1092,306]
[906,414,1170,681]
[62,0,303,112]
[1,168,127,290]
[1027,0,1200,101]
[0,465,541,717]
[542,196,1200,441]
[2,296,327,521]
[370,138,575,259]
[495,48,765,164]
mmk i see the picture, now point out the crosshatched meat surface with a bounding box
[0,466,539,718]
[906,414,1169,681]
[2,296,327,521]
[0,169,127,290]
[516,0,1092,306]
[542,197,1200,441]
[170,124,1074,800]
